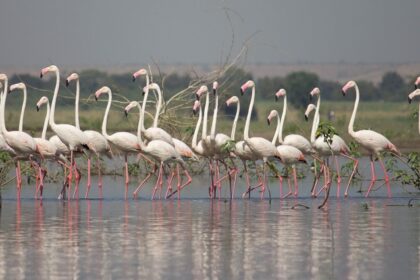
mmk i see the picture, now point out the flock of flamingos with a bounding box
[0,65,419,201]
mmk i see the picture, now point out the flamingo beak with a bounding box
[36,106,40,112]
[341,90,346,96]
[213,88,216,95]
[142,90,146,96]
[408,97,412,104]
[132,75,136,82]
[267,118,271,126]
[195,93,200,101]
[65,80,69,87]
[275,95,278,102]
[305,115,309,121]
[95,95,98,101]
[240,89,244,96]
[193,109,197,116]
[124,110,128,117]
[40,72,43,79]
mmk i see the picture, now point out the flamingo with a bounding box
[66,73,112,199]
[307,87,358,198]
[225,96,261,199]
[94,86,143,199]
[0,74,38,198]
[267,110,307,198]
[40,65,88,201]
[408,89,420,134]
[342,80,399,198]
[124,84,191,200]
[0,81,11,155]
[414,76,420,89]
[240,80,279,199]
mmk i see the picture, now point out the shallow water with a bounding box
[0,158,419,279]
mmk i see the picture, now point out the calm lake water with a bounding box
[0,158,419,279]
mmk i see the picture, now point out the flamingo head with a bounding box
[212,81,219,95]
[40,65,58,78]
[124,101,139,117]
[304,104,316,121]
[240,80,255,96]
[9,82,26,93]
[341,80,356,96]
[0,73,8,82]
[267,110,278,126]
[408,89,420,104]
[142,82,159,95]
[36,96,49,112]
[95,86,110,101]
[132,68,148,82]
[275,88,286,101]
[65,73,79,87]
[196,85,208,100]
[309,87,320,101]
[226,96,239,107]
[192,100,200,116]
[415,76,420,89]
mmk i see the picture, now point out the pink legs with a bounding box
[85,157,92,199]
[124,154,129,200]
[85,156,103,199]
[364,157,391,198]
[343,154,359,197]
[133,164,157,198]
[334,156,341,197]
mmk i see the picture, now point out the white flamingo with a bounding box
[267,110,307,198]
[125,84,191,200]
[66,73,112,199]
[307,87,358,198]
[274,89,314,155]
[342,80,399,198]
[0,81,13,155]
[408,89,420,134]
[0,74,38,198]
[94,86,143,199]
[40,65,88,200]
[240,80,279,199]
[225,96,261,198]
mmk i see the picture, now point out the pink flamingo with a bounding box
[66,73,112,199]
[40,65,88,200]
[342,80,399,198]
[240,80,279,199]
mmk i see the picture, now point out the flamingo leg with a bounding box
[243,161,251,198]
[158,165,168,200]
[73,161,81,199]
[278,174,283,198]
[365,159,376,197]
[260,162,267,199]
[133,164,157,198]
[166,168,192,199]
[152,162,163,200]
[123,154,130,199]
[293,166,298,197]
[342,154,358,197]
[176,164,181,200]
[15,161,22,199]
[97,157,103,199]
[282,177,293,199]
[67,151,74,201]
[334,156,341,197]
[378,158,391,198]
[85,157,91,199]
[165,168,175,199]
[208,160,215,198]
[311,160,324,197]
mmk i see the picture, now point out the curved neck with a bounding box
[210,91,218,140]
[0,77,8,133]
[348,84,359,136]
[49,69,60,128]
[18,87,27,132]
[272,111,281,145]
[244,86,255,140]
[230,101,240,140]
[202,90,210,140]
[152,80,162,129]
[278,95,287,143]
[41,102,50,139]
[101,89,112,138]
[192,106,203,148]
[138,85,150,148]
[75,79,80,129]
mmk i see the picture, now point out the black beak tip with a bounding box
[267,119,270,126]
[132,76,136,82]
[36,106,40,112]
[193,109,197,116]
[213,89,216,95]
[40,73,43,79]
[65,80,69,87]
[195,94,200,101]
[275,96,278,102]
[124,110,128,117]
[341,90,346,96]
[408,97,412,104]
[7,89,11,93]
[142,91,145,96]
[305,115,308,121]
[240,89,244,96]
[95,96,98,101]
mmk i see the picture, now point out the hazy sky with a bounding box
[1,0,419,68]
